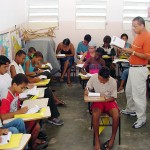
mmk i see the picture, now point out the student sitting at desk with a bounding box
[76,34,91,55]
[9,50,64,126]
[0,73,47,149]
[23,51,51,79]
[0,55,28,135]
[97,35,116,78]
[56,38,75,86]
[78,41,97,64]
[117,33,131,58]
[85,67,119,150]
[81,48,105,75]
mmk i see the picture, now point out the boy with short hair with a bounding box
[0,73,47,149]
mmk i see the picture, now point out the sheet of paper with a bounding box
[88,92,100,97]
[113,59,129,63]
[19,86,39,98]
[76,63,84,68]
[38,75,47,80]
[56,54,66,57]
[26,105,40,114]
[110,36,125,49]
[0,132,12,145]
[87,88,100,97]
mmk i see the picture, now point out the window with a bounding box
[27,0,59,28]
[123,0,150,30]
[76,0,107,29]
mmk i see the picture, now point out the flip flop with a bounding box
[60,78,64,82]
[36,141,48,150]
[101,140,110,150]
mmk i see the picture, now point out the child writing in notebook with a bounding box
[0,73,47,149]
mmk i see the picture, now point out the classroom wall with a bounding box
[0,0,134,49]
[0,0,26,33]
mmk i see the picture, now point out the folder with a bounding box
[35,79,50,86]
[14,108,46,119]
[0,134,23,149]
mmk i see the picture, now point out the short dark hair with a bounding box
[28,47,36,53]
[12,73,28,85]
[98,67,110,79]
[33,51,43,58]
[95,48,103,57]
[0,55,10,66]
[16,50,26,56]
[63,38,70,46]
[103,35,111,44]
[84,34,91,42]
[133,16,145,27]
[121,33,128,40]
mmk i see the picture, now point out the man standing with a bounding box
[121,16,150,129]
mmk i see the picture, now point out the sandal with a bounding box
[60,78,64,82]
[101,140,111,150]
[67,82,72,87]
[32,139,48,150]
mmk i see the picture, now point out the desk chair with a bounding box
[88,103,121,146]
[71,62,77,78]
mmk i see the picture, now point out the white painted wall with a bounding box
[0,0,26,33]
[0,0,134,49]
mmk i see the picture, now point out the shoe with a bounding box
[48,118,64,126]
[38,131,47,140]
[117,89,124,94]
[121,109,137,116]
[132,121,146,129]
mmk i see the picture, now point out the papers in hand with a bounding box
[26,105,40,114]
[0,132,12,145]
[19,86,39,99]
[39,75,47,80]
[87,88,100,97]
[110,36,125,49]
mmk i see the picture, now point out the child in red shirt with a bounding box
[0,73,47,149]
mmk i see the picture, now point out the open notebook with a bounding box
[19,86,39,99]
[26,105,40,114]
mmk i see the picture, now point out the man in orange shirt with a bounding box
[121,16,150,128]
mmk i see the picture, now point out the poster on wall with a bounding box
[10,28,22,56]
[0,32,12,60]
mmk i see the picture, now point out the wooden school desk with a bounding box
[84,94,105,102]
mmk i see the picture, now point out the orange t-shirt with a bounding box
[129,31,150,65]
